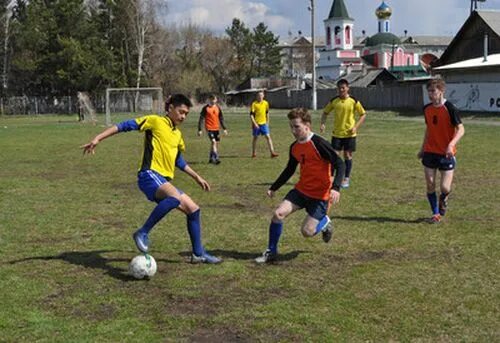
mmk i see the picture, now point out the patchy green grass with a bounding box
[0,109,499,342]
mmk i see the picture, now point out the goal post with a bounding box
[105,87,164,126]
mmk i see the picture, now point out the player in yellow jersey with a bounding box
[320,79,366,189]
[250,91,278,158]
[81,94,222,264]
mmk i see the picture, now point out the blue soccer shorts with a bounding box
[252,123,270,137]
[137,169,182,202]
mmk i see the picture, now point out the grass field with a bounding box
[0,109,499,342]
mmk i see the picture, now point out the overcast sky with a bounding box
[163,0,500,39]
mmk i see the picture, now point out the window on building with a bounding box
[334,26,341,45]
[345,26,351,44]
[327,27,331,46]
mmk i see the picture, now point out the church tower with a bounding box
[324,0,354,50]
[376,1,392,33]
[317,0,362,80]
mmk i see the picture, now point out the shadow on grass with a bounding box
[7,250,176,282]
[336,215,428,224]
[179,249,308,262]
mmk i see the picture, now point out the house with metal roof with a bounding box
[436,10,500,67]
[431,10,500,112]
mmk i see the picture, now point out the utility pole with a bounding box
[309,0,317,110]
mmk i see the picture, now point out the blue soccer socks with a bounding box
[134,196,180,252]
[187,209,205,257]
[141,196,180,234]
[314,216,331,235]
[268,221,283,254]
[427,192,439,215]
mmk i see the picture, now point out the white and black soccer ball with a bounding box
[129,254,157,279]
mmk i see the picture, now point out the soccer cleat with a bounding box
[428,213,441,224]
[439,193,449,216]
[133,230,149,253]
[255,249,277,264]
[321,217,334,243]
[341,178,350,189]
[214,159,221,165]
[251,153,257,158]
[190,251,222,264]
[271,152,279,158]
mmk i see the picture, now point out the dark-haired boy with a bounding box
[320,78,366,189]
[81,94,222,264]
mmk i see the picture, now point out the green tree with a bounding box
[252,22,281,77]
[225,18,253,83]
[9,0,118,95]
[225,18,282,86]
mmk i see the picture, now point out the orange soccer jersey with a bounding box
[423,101,462,156]
[292,139,332,200]
[269,134,344,201]
[199,104,226,131]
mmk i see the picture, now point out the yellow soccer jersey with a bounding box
[134,114,185,179]
[250,100,269,125]
[323,96,366,138]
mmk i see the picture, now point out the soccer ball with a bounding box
[129,254,157,279]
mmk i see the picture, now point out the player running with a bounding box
[255,108,345,264]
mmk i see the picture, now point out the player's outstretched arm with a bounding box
[184,165,211,191]
[81,125,119,155]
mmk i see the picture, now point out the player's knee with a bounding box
[441,186,452,194]
[179,197,199,214]
[301,225,315,237]
[272,210,286,222]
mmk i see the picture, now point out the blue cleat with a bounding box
[190,251,222,264]
[133,229,149,253]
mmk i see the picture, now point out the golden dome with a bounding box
[376,2,392,19]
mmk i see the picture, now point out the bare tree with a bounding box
[1,1,14,94]
[122,0,166,107]
[200,34,237,93]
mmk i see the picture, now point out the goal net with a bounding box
[78,92,97,124]
[105,87,164,126]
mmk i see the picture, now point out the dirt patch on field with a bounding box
[43,286,118,321]
[325,247,462,265]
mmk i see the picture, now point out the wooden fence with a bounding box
[265,84,424,111]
